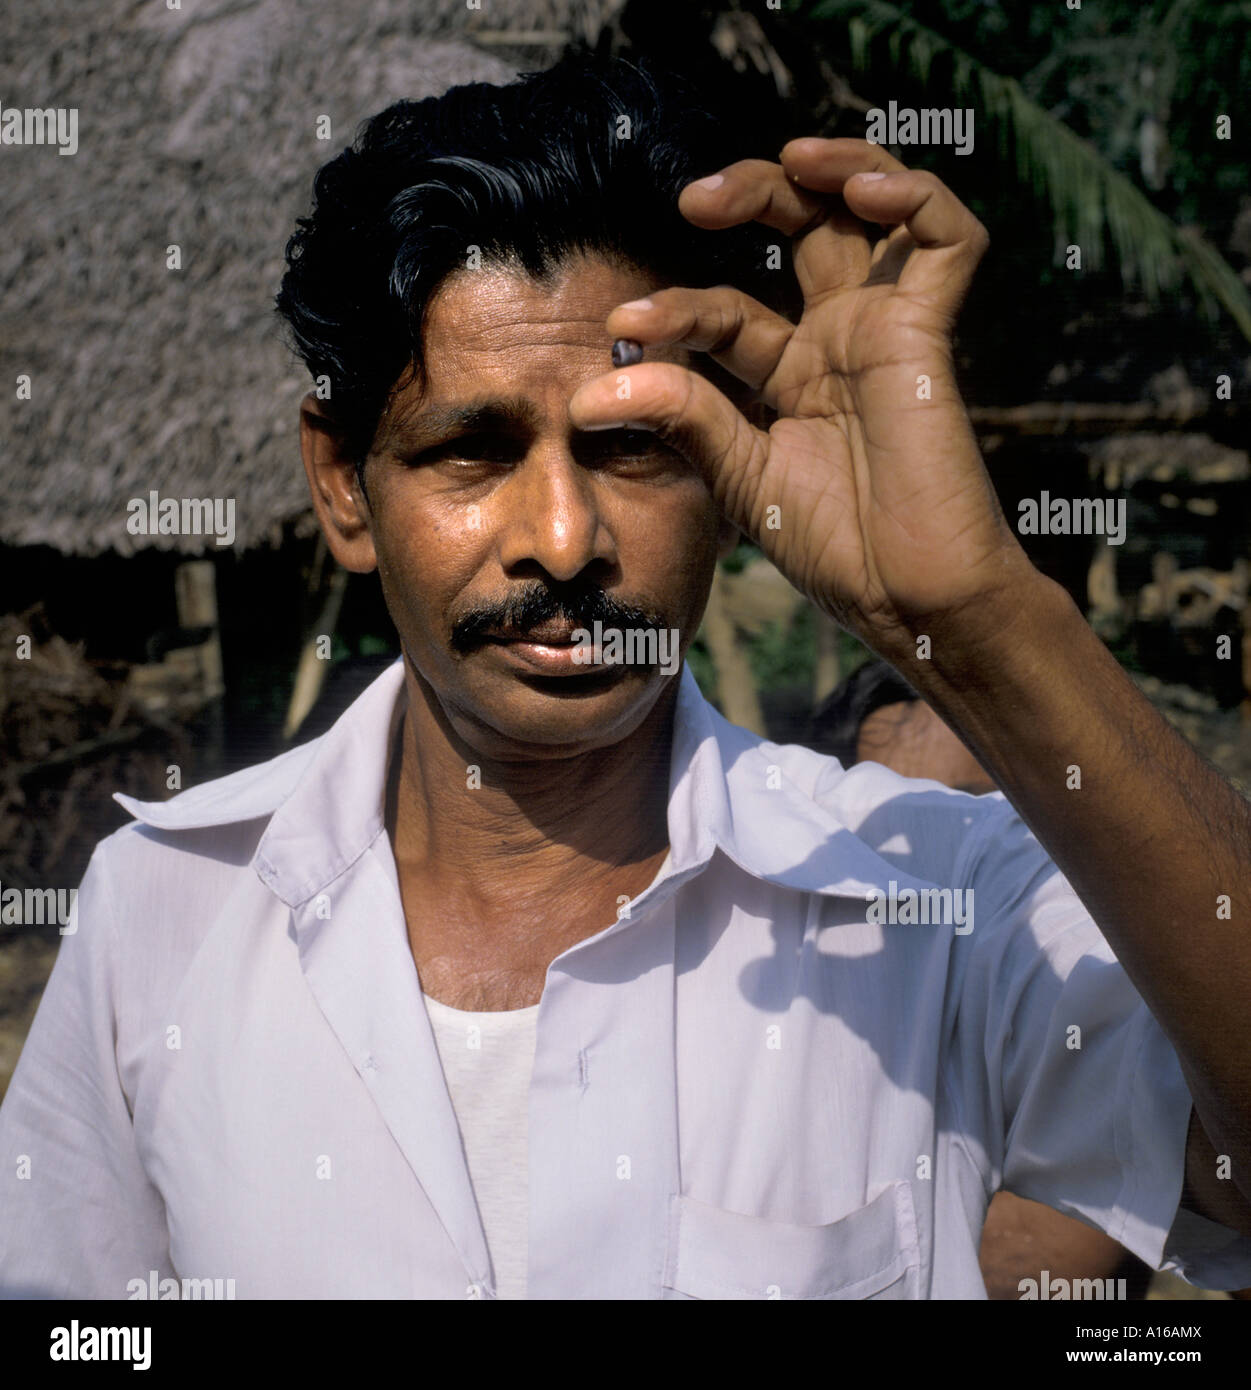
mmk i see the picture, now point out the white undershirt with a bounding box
[422,992,540,1300]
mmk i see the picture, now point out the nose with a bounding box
[495,445,614,584]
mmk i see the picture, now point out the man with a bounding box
[2,52,1250,1300]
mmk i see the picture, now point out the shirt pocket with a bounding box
[662,1181,921,1300]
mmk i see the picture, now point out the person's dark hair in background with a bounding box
[809,658,996,794]
[275,52,794,480]
[806,659,919,769]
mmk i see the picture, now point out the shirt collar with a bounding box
[116,658,934,907]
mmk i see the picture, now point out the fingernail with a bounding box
[856,172,888,183]
[619,298,654,311]
[693,173,725,190]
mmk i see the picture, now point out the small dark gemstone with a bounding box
[611,338,644,368]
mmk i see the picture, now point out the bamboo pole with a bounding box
[283,565,349,740]
[700,566,766,736]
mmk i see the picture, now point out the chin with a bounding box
[446,666,670,758]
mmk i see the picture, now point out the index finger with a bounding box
[678,158,827,238]
[778,136,911,189]
[679,157,875,302]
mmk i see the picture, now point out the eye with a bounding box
[405,434,520,466]
[578,427,688,478]
[605,428,672,456]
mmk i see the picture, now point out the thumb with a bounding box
[567,361,768,519]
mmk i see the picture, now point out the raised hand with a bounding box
[569,137,1033,663]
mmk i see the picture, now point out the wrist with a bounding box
[871,550,1071,684]
[890,563,1085,728]
[935,566,1074,680]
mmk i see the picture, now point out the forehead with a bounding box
[425,253,658,350]
[380,254,691,441]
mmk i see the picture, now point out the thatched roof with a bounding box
[0,0,606,556]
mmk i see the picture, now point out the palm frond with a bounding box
[804,0,1251,342]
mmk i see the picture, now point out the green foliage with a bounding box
[685,635,719,700]
[719,537,757,574]
[234,660,293,731]
[798,0,1251,339]
[748,601,816,690]
[837,629,874,682]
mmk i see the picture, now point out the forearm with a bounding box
[906,568,1251,1196]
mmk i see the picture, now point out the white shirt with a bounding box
[422,993,538,1300]
[1,658,1249,1299]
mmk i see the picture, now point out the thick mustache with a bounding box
[451,584,666,653]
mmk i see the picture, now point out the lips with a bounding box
[485,623,581,645]
[479,624,619,678]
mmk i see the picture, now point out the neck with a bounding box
[386,660,677,918]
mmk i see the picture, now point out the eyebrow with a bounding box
[389,397,546,447]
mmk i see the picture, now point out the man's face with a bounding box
[357,253,729,760]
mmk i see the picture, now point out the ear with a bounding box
[299,392,378,574]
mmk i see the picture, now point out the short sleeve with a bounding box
[950,799,1251,1291]
[0,842,174,1298]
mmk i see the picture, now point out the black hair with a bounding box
[805,660,919,768]
[275,50,792,471]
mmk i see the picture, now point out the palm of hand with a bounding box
[750,281,1012,641]
[575,138,1027,655]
